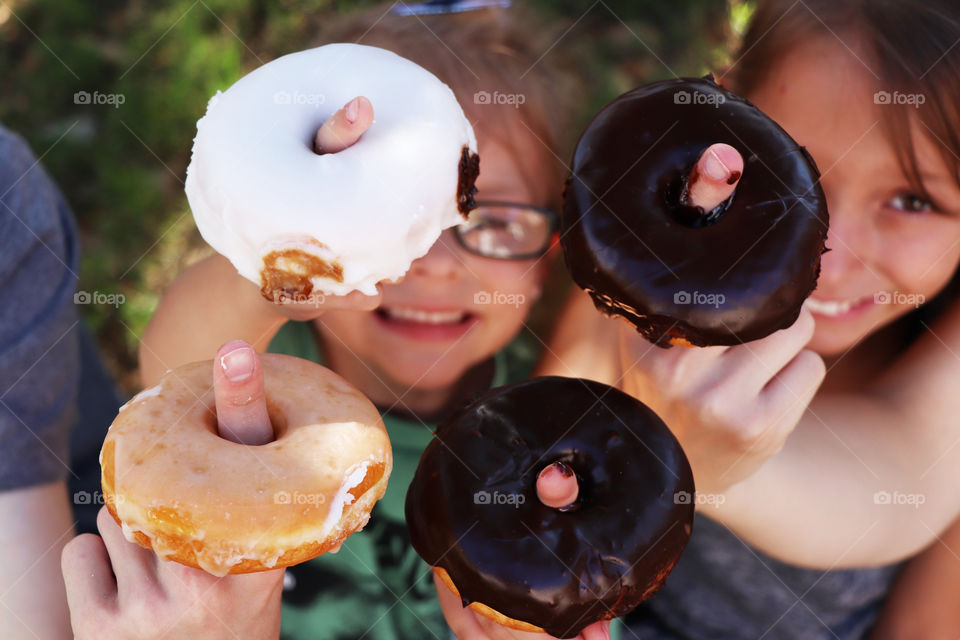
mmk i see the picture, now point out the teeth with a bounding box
[804,297,857,317]
[384,307,466,324]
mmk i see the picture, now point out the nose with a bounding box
[407,230,465,282]
[816,194,876,290]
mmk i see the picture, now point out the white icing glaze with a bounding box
[104,355,393,577]
[118,383,163,412]
[185,43,476,296]
[318,461,369,541]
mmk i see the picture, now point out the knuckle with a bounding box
[178,600,212,630]
[125,599,167,638]
[697,387,738,426]
[62,533,104,570]
[62,533,92,561]
[651,351,692,390]
[96,505,114,529]
[728,408,772,450]
[736,422,768,451]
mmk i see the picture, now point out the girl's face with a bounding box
[318,135,551,394]
[745,39,960,357]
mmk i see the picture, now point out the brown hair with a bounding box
[725,0,960,201]
[314,4,577,211]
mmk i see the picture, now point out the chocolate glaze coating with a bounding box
[457,145,480,216]
[406,376,695,638]
[561,76,829,347]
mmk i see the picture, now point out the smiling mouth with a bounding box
[375,306,472,325]
[804,295,873,317]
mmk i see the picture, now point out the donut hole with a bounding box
[265,399,289,439]
[202,398,289,444]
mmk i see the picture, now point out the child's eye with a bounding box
[890,193,934,214]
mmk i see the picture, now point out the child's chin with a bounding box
[384,360,466,392]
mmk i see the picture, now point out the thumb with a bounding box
[685,143,744,212]
[213,340,274,445]
[314,96,374,154]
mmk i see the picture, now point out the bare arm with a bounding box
[869,515,960,640]
[703,393,951,567]
[704,301,960,567]
[546,278,960,567]
[139,253,289,386]
[0,482,74,640]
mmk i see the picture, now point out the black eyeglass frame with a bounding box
[452,200,560,261]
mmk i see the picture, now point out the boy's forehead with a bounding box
[458,97,562,205]
[473,136,537,197]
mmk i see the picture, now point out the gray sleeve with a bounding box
[0,124,81,491]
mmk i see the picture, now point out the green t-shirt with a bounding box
[269,321,540,640]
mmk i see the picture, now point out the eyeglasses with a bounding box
[452,201,558,260]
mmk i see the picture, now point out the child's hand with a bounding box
[618,307,825,495]
[438,468,609,639]
[61,508,284,640]
[62,341,285,639]
[435,571,611,640]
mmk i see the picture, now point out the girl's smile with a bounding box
[745,37,960,356]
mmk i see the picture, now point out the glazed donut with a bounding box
[100,353,392,577]
[185,43,479,300]
[561,76,828,347]
[406,376,694,638]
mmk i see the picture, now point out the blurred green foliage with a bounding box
[0,0,734,391]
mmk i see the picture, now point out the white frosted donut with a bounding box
[185,43,479,298]
[100,354,392,577]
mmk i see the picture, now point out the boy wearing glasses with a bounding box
[127,4,576,639]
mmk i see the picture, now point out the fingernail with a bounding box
[221,346,255,383]
[704,149,730,181]
[344,98,359,124]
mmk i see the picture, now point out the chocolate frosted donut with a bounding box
[406,376,694,638]
[561,76,828,347]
